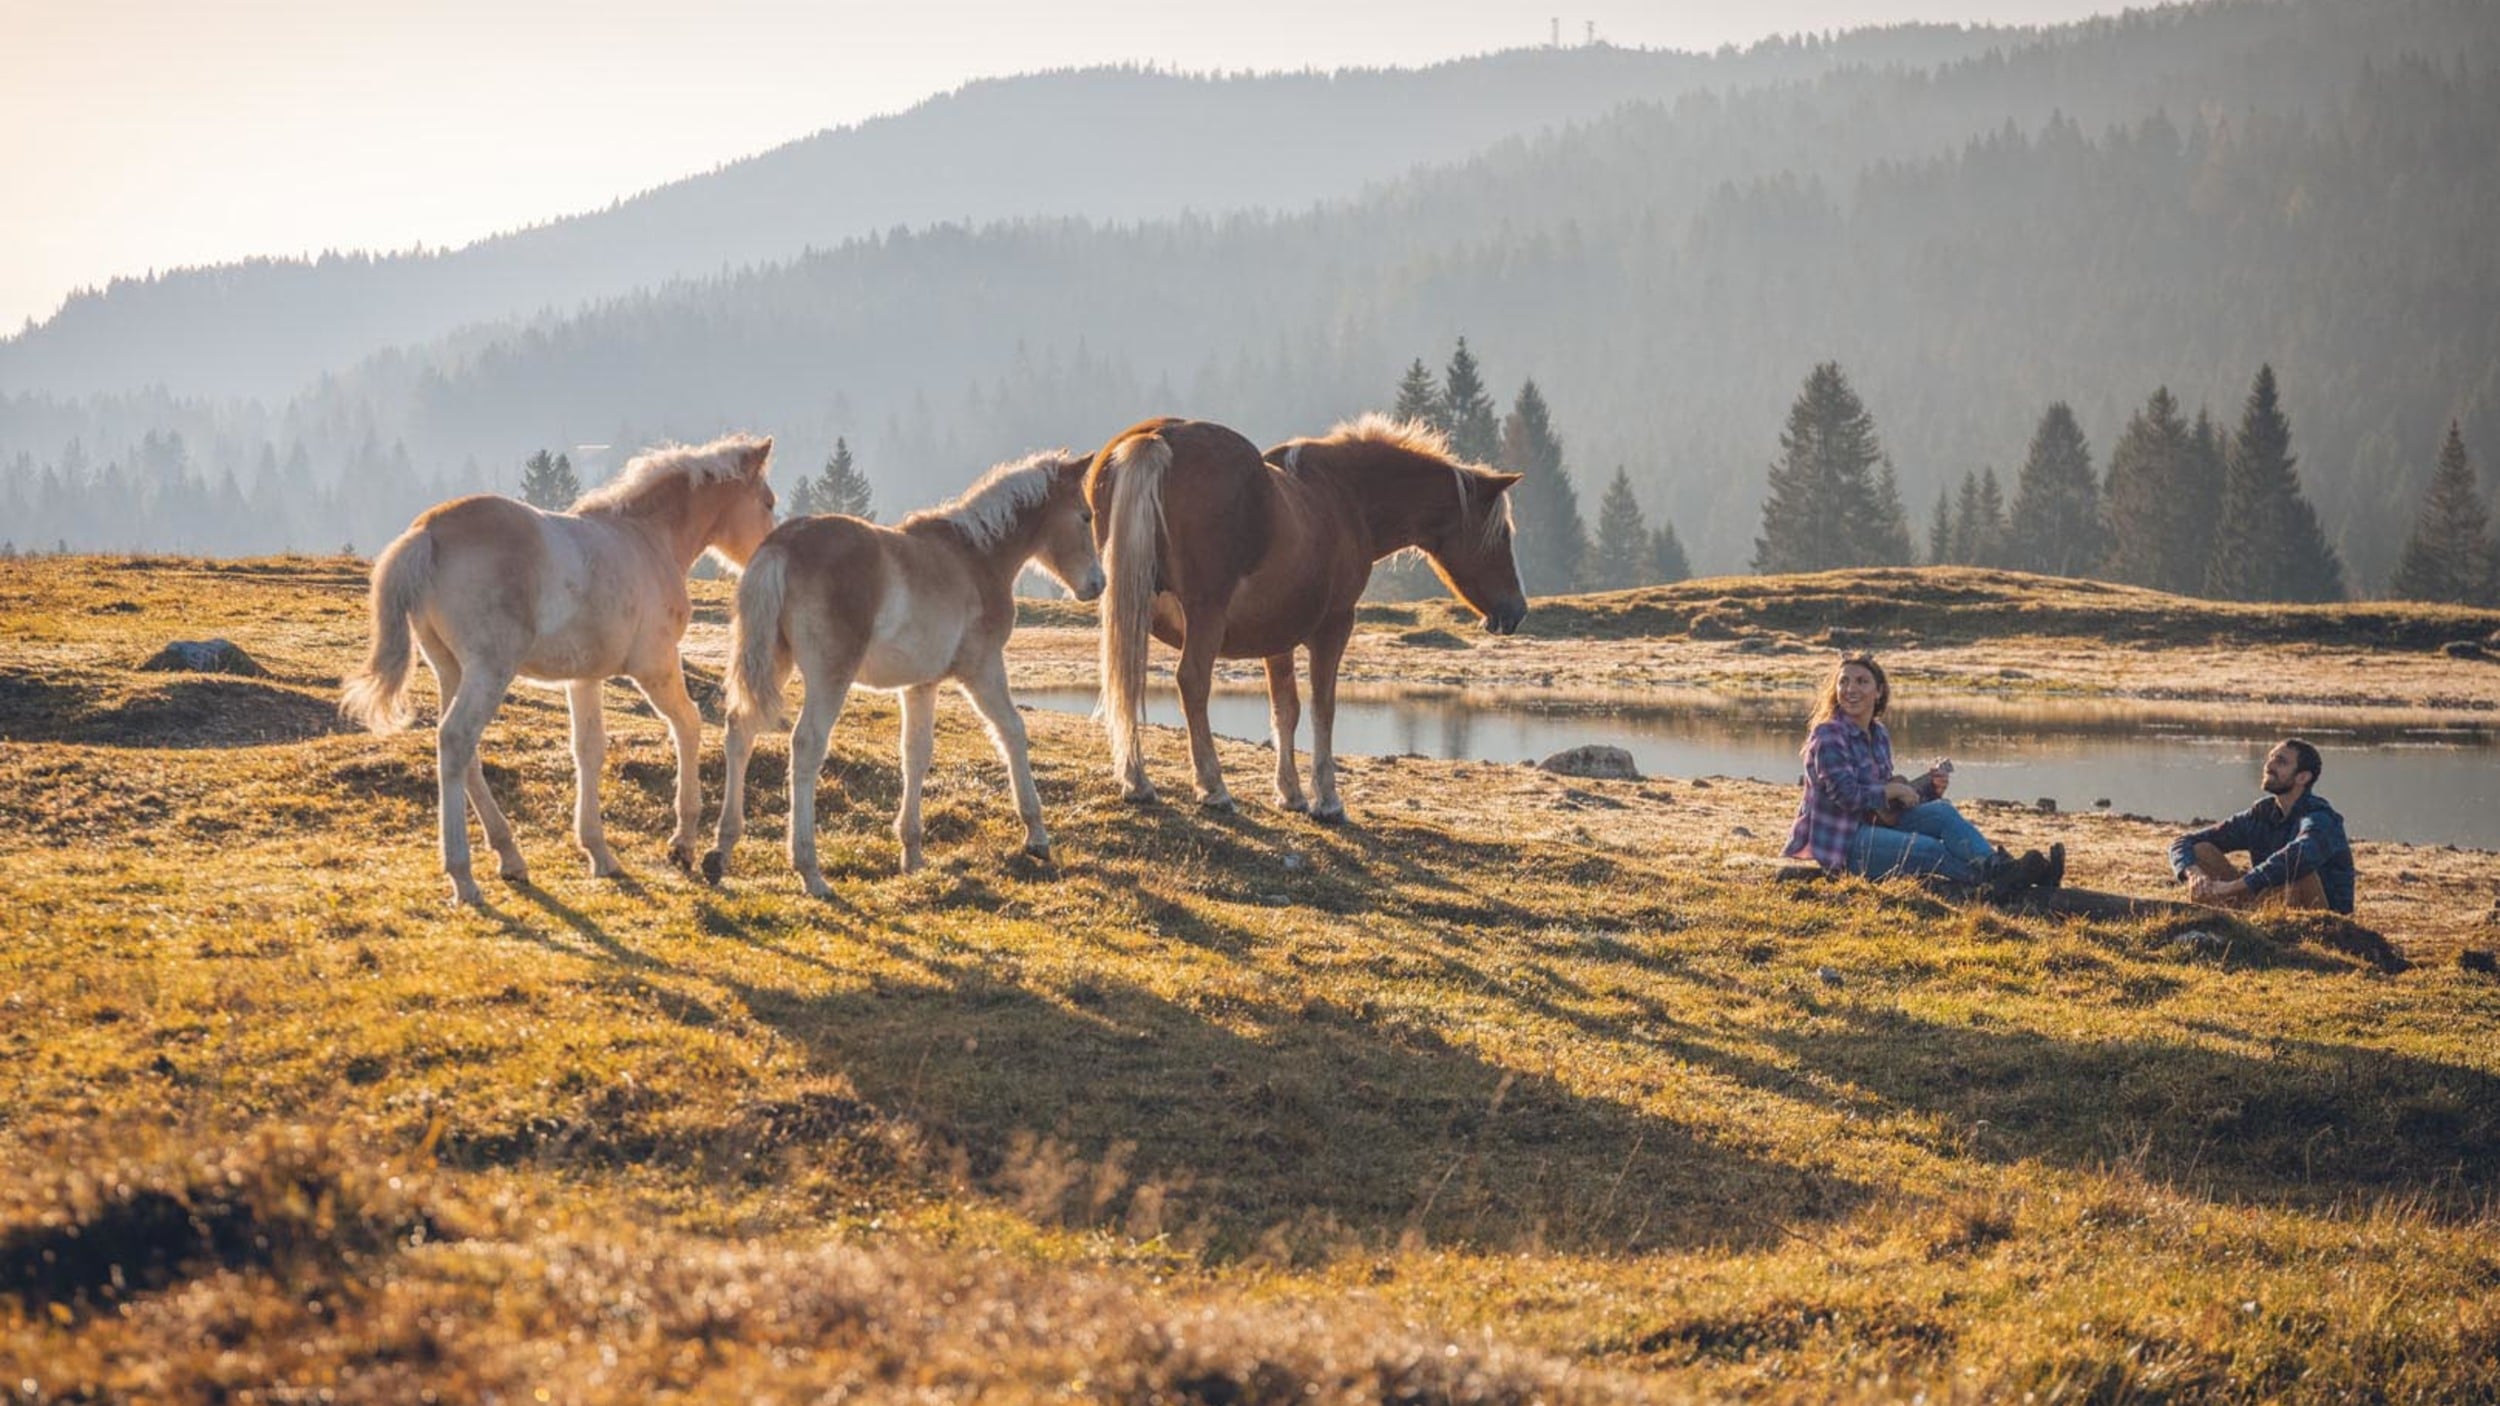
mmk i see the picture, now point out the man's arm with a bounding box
[2168,810,2249,880]
[2241,808,2348,897]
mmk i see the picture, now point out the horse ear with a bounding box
[744,437,774,478]
[1482,471,1525,495]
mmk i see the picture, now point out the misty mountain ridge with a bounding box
[0,35,2022,405]
[4,0,2496,592]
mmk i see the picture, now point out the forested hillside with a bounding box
[3,0,2494,588]
[0,42,1929,404]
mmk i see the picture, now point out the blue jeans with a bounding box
[1847,799,1995,884]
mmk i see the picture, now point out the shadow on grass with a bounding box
[719,953,1866,1262]
[0,669,358,749]
[1734,1004,2500,1210]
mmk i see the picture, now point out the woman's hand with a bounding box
[1924,765,1951,798]
[1883,779,1923,812]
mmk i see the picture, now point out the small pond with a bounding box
[1020,687,2500,849]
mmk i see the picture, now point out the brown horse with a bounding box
[707,450,1104,895]
[1088,415,1526,820]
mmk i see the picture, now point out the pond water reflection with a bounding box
[1020,687,2500,849]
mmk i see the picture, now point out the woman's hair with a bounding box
[1807,652,1890,730]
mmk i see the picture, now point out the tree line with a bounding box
[1753,359,2497,605]
[1371,338,1688,601]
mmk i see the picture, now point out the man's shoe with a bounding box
[2044,842,2067,890]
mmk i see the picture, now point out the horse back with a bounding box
[772,514,981,689]
[1099,419,1274,597]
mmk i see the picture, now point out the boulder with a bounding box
[1537,744,1641,781]
[137,639,268,677]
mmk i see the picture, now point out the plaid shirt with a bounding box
[2168,791,2356,914]
[1784,718,1936,871]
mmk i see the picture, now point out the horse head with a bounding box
[1035,452,1106,602]
[704,436,780,568]
[1430,468,1529,635]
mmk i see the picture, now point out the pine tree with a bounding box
[1950,470,1983,565]
[2205,366,2344,602]
[1755,363,1901,573]
[2008,402,2103,576]
[1974,467,2008,567]
[519,449,580,509]
[1393,359,1445,431]
[2101,387,2207,594]
[1648,520,1691,584]
[2389,420,2495,605]
[1499,379,1589,596]
[1927,488,1953,566]
[1442,339,1500,465]
[818,438,875,520]
[1869,460,1915,567]
[1589,467,1651,591]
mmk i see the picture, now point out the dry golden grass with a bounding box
[4,555,2498,1403]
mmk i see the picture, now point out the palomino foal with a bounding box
[707,451,1104,895]
[342,435,779,906]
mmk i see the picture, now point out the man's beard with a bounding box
[2263,776,2294,796]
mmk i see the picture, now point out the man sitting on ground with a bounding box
[2167,737,2354,915]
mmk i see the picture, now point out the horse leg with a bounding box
[628,659,707,872]
[434,663,514,906]
[1175,613,1233,810]
[705,706,758,883]
[895,682,939,873]
[786,670,853,900]
[1305,615,1355,824]
[422,638,526,883]
[565,678,622,878]
[1264,652,1306,812]
[958,660,1052,860]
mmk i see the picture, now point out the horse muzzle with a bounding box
[1075,568,1107,603]
[1484,599,1527,636]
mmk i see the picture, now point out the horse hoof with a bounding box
[666,844,696,872]
[700,850,727,885]
[1121,787,1161,806]
[1278,796,1309,814]
[1310,803,1347,826]
[499,861,530,882]
[1198,794,1236,814]
[1023,841,1053,863]
[448,884,485,909]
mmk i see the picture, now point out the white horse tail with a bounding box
[1098,431,1171,784]
[339,528,436,734]
[722,542,793,731]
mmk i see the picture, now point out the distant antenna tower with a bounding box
[1550,16,1559,48]
[1586,19,1597,46]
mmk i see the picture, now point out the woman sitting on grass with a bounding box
[1783,653,2060,896]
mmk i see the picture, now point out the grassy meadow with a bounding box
[3,554,2498,1403]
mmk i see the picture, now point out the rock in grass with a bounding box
[2460,950,2498,976]
[137,638,268,676]
[1538,744,1640,781]
[2441,640,2488,660]
[1393,627,1469,649]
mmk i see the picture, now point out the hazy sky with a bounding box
[0,0,2132,334]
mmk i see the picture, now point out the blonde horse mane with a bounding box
[902,450,1071,550]
[573,433,769,514]
[1296,414,1514,553]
